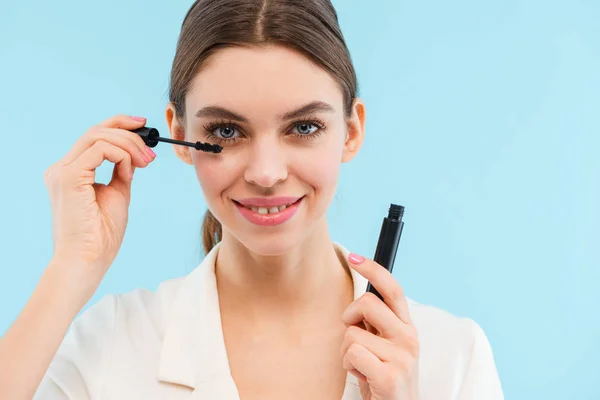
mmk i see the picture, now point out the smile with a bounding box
[233,196,304,226]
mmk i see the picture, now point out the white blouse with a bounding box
[34,243,504,399]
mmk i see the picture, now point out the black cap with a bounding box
[132,127,160,148]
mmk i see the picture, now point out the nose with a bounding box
[243,138,288,188]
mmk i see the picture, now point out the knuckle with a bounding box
[119,138,134,152]
[87,125,102,136]
[363,292,379,308]
[92,140,118,156]
[380,368,398,390]
[363,292,379,305]
[111,114,129,129]
[122,151,132,163]
[347,343,362,359]
[408,326,419,343]
[407,332,420,356]
[44,161,68,181]
[342,349,353,369]
[408,345,420,360]
[129,133,146,150]
[43,165,56,184]
[389,285,405,303]
[398,353,417,373]
[92,139,109,150]
[345,325,362,342]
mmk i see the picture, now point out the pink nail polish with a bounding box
[141,151,150,162]
[146,147,156,158]
[131,116,145,121]
[348,253,365,264]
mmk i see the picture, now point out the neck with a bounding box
[214,220,354,323]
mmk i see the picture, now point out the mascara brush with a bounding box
[133,127,222,154]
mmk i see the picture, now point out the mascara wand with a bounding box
[133,127,222,154]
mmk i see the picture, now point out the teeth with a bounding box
[247,204,290,214]
[240,197,302,215]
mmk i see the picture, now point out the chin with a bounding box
[234,229,306,257]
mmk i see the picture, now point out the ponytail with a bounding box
[202,209,222,255]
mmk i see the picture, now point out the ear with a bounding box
[166,102,193,165]
[342,97,366,163]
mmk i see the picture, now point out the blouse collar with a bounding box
[158,242,365,399]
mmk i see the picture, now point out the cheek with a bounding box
[192,153,241,201]
[293,138,342,195]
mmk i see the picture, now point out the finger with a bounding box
[59,116,150,166]
[340,325,398,364]
[364,321,376,335]
[61,127,152,168]
[71,141,133,201]
[108,154,134,201]
[347,253,413,325]
[348,368,367,383]
[343,343,386,384]
[342,292,404,338]
[96,114,148,154]
[97,113,146,129]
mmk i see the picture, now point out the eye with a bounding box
[292,122,319,136]
[202,121,243,145]
[213,125,239,139]
[203,117,326,144]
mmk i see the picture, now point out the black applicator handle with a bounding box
[133,127,160,148]
[132,126,223,154]
[366,203,405,301]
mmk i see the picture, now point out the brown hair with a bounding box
[169,0,358,255]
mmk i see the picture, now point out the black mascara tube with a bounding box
[366,203,405,301]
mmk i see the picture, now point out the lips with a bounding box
[233,196,304,226]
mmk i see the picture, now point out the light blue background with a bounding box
[1,0,598,398]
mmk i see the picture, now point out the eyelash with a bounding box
[201,117,327,145]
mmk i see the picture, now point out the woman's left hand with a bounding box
[340,253,420,400]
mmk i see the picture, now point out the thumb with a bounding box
[108,159,133,204]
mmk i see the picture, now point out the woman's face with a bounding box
[167,45,365,256]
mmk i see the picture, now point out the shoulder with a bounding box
[65,273,187,328]
[405,297,488,356]
[41,275,188,395]
[404,298,503,399]
[94,274,188,340]
[406,297,478,336]
[48,277,184,370]
[37,275,190,398]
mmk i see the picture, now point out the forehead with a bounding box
[186,45,344,116]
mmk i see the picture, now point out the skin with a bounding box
[0,115,157,399]
[0,45,418,400]
[166,45,420,399]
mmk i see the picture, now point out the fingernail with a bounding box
[348,253,365,264]
[146,146,156,158]
[131,116,145,122]
[141,150,150,162]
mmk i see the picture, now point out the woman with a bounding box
[0,0,503,399]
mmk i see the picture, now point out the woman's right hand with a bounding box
[43,114,156,298]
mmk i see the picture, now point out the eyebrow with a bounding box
[194,101,335,122]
